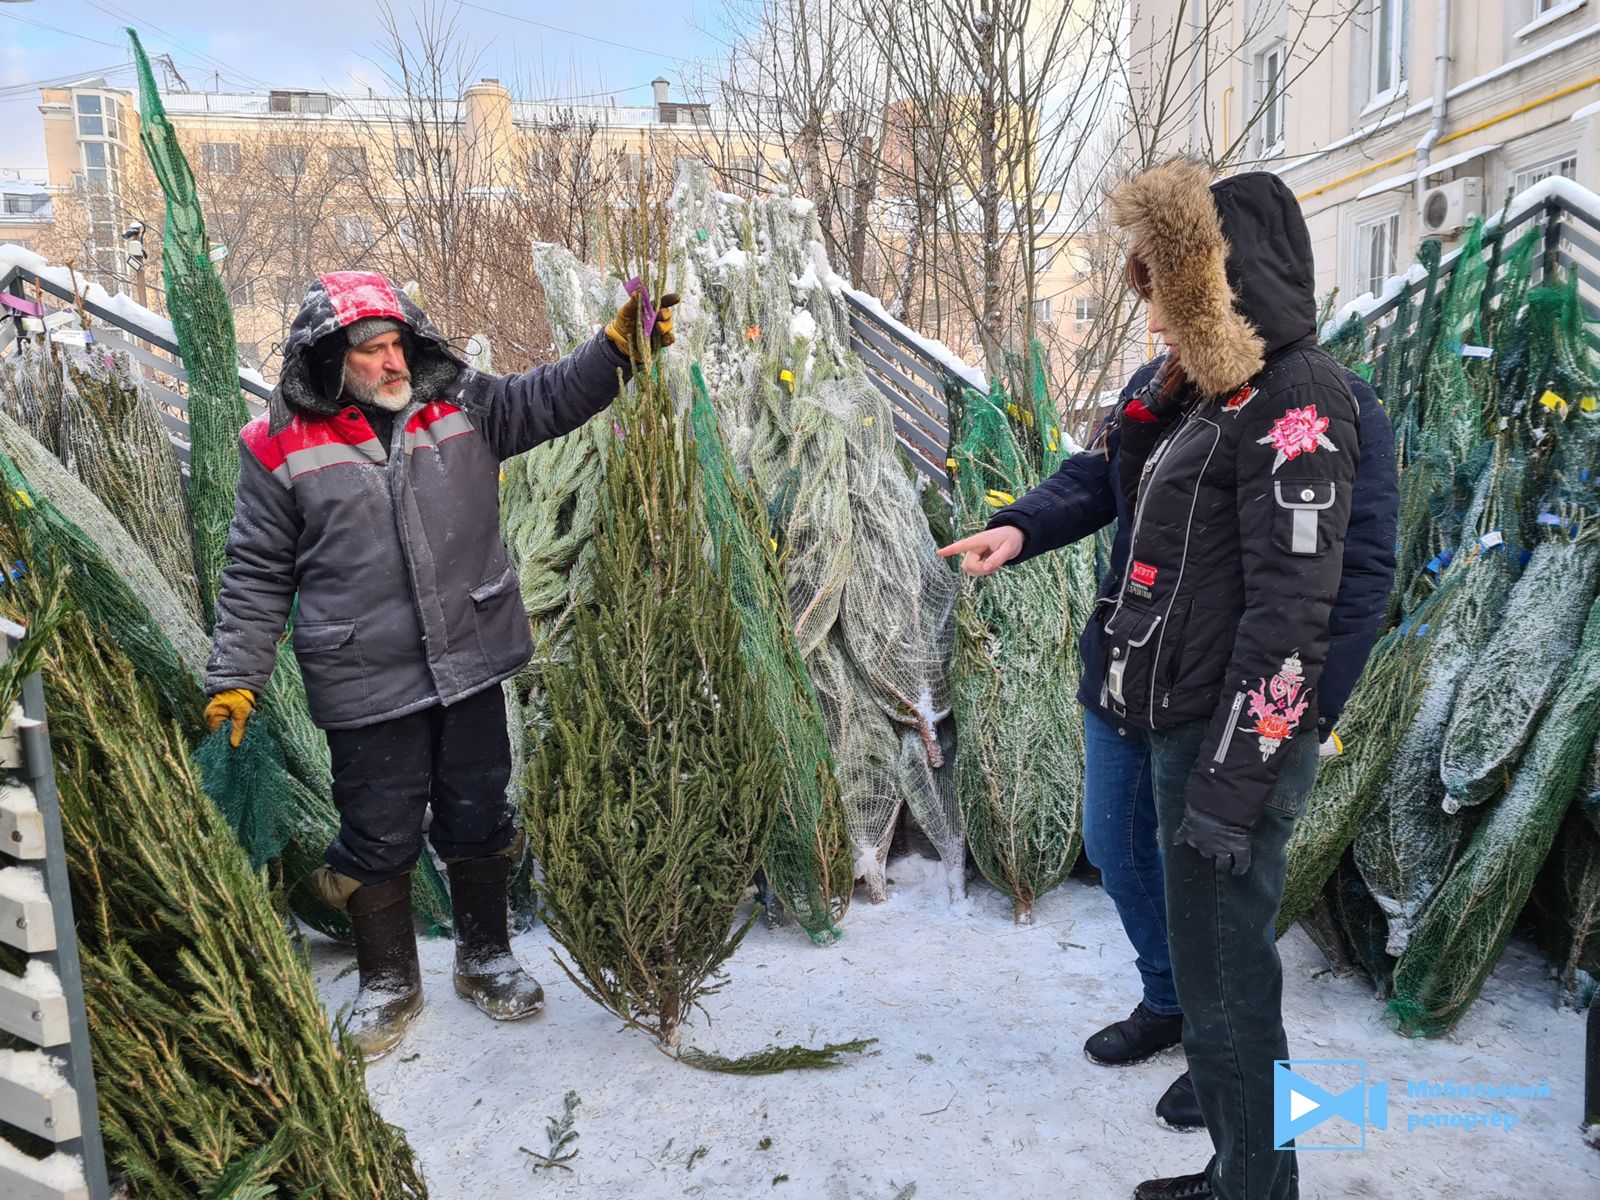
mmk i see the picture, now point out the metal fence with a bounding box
[1336,190,1600,363]
[0,619,109,1200]
[0,264,268,477]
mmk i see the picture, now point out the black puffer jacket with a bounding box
[1099,163,1360,827]
[986,357,1395,735]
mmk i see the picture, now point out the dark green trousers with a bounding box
[1146,721,1317,1200]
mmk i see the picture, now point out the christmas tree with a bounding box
[525,256,781,1044]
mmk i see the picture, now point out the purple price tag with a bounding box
[624,276,659,339]
[0,293,45,318]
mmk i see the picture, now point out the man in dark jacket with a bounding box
[945,354,1395,1134]
[204,270,674,1059]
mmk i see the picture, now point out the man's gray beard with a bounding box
[343,367,413,412]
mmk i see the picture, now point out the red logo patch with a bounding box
[1131,561,1159,588]
[1223,386,1257,413]
[1124,398,1158,423]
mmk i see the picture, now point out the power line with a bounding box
[78,0,279,91]
[455,1,673,61]
[0,62,134,99]
[0,7,129,52]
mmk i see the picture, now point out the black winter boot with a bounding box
[1156,1070,1206,1130]
[344,872,424,1060]
[1085,1003,1184,1066]
[447,849,544,1021]
[1133,1161,1214,1199]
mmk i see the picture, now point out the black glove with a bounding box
[1174,806,1253,876]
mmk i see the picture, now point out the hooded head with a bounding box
[1110,159,1316,397]
[270,271,464,434]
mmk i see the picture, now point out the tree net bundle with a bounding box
[947,373,1097,922]
[502,243,620,731]
[524,362,780,1048]
[0,343,199,616]
[130,30,250,624]
[667,162,964,900]
[1296,200,1600,1029]
[1390,589,1600,1036]
[0,569,427,1198]
[503,162,966,914]
[689,365,853,943]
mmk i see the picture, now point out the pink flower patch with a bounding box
[1257,405,1339,473]
[1242,653,1309,760]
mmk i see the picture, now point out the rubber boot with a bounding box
[447,849,544,1020]
[343,872,424,1060]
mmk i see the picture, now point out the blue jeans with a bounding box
[1082,708,1180,1016]
[1148,719,1317,1200]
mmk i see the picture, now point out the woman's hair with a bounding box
[1124,253,1153,302]
[1124,251,1189,405]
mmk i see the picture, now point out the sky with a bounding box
[0,0,736,173]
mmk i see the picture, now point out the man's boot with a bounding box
[337,871,424,1060]
[1085,1003,1185,1066]
[447,846,544,1020]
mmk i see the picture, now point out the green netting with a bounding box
[1390,588,1600,1036]
[689,362,852,943]
[947,371,1095,922]
[1535,807,1600,1004]
[129,28,249,624]
[193,726,295,870]
[60,351,201,617]
[1277,600,1436,937]
[523,355,780,1048]
[0,574,427,1197]
[1438,514,1600,809]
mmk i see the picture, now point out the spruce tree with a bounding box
[525,352,781,1046]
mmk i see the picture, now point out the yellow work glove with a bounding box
[204,688,256,748]
[604,290,680,362]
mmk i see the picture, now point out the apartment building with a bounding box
[0,171,53,255]
[1129,0,1599,306]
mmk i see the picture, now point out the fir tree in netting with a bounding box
[524,355,781,1047]
[0,537,426,1198]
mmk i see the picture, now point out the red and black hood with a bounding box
[270,271,465,434]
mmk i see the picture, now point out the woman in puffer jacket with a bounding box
[952,160,1358,1200]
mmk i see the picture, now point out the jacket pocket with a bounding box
[291,621,370,721]
[469,565,529,670]
[1272,480,1337,556]
[1102,605,1161,712]
[470,566,519,605]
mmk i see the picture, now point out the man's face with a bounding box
[344,331,411,405]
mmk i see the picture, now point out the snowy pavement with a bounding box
[308,854,1600,1199]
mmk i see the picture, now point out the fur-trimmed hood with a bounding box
[271,271,465,434]
[1110,160,1317,397]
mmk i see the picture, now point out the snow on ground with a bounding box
[310,854,1600,1199]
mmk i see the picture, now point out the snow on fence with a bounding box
[0,620,108,1200]
[0,247,268,479]
[1323,175,1600,351]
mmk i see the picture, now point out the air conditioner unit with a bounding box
[1419,177,1483,236]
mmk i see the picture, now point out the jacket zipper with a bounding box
[1214,691,1246,763]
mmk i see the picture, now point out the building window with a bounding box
[1253,41,1286,157]
[1355,212,1400,297]
[330,146,368,180]
[395,217,418,247]
[2,193,49,215]
[1513,152,1578,192]
[394,146,417,179]
[201,143,242,176]
[1369,0,1408,105]
[1075,296,1097,325]
[75,93,103,137]
[266,145,307,178]
[335,216,375,245]
[231,277,256,307]
[1034,297,1054,324]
